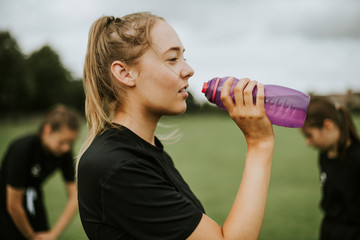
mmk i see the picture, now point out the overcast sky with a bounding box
[1,0,359,102]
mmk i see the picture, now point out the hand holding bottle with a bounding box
[220,77,274,146]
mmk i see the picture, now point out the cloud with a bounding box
[0,0,359,102]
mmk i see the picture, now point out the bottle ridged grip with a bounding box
[212,78,221,103]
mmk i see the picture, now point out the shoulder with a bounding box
[78,128,162,181]
[349,143,360,153]
[5,134,40,156]
[77,147,165,205]
[347,143,360,164]
[80,128,140,166]
[9,134,39,149]
[79,147,162,181]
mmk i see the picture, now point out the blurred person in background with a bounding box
[301,97,360,240]
[0,105,82,240]
[77,12,275,240]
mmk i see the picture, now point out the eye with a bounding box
[305,133,312,139]
[167,57,178,62]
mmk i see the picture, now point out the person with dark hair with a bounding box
[0,105,82,240]
[301,97,360,240]
[77,12,275,240]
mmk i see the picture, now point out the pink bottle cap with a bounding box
[202,82,208,93]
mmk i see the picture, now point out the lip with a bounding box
[179,91,189,98]
[178,85,189,98]
[178,84,189,92]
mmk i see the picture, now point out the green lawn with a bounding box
[1,113,359,239]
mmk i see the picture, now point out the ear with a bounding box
[111,60,136,87]
[323,119,335,130]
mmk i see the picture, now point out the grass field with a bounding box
[1,113,359,239]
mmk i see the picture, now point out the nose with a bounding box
[305,138,312,146]
[181,61,194,80]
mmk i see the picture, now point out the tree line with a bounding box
[0,31,222,117]
[0,31,84,115]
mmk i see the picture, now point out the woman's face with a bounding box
[301,125,339,151]
[133,20,194,117]
[42,125,78,156]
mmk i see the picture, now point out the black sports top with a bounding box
[78,125,205,240]
[0,134,75,233]
[0,134,75,189]
[319,143,360,223]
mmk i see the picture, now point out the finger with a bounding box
[256,82,265,113]
[220,77,235,110]
[243,80,257,108]
[233,78,250,107]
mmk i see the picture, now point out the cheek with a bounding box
[148,76,178,97]
[312,136,328,149]
[52,140,62,151]
[308,134,319,143]
[49,136,62,150]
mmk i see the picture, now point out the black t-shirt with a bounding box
[78,125,205,240]
[0,134,75,189]
[0,134,75,236]
[319,143,360,239]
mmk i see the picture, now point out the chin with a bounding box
[166,105,187,116]
[176,104,187,115]
[53,150,67,157]
[53,152,63,157]
[317,146,329,152]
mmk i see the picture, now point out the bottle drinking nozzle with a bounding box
[202,77,310,128]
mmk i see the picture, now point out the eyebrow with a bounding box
[164,47,185,54]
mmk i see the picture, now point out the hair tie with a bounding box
[106,16,115,26]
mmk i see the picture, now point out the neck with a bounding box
[112,109,160,146]
[327,139,352,159]
[327,146,338,159]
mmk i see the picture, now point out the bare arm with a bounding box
[36,182,78,239]
[51,182,78,237]
[6,185,37,239]
[188,78,274,240]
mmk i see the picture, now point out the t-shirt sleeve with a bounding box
[5,141,31,188]
[102,159,203,240]
[59,152,75,182]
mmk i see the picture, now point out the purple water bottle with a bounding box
[202,77,310,128]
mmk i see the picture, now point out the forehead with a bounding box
[150,20,183,52]
[51,126,78,137]
[302,126,321,135]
